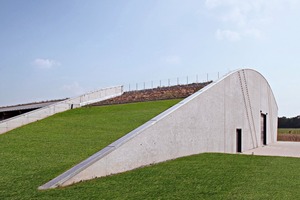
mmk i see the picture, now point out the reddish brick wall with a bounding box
[91,82,212,106]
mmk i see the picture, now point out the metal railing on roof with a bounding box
[123,71,229,92]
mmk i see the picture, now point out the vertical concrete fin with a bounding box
[238,71,256,148]
[268,88,274,143]
[242,70,258,147]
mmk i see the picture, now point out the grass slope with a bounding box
[0,99,180,199]
[1,100,300,199]
[53,153,300,200]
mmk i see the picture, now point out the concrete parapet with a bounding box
[0,85,123,134]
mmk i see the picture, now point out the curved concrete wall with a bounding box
[39,69,278,189]
[0,86,123,135]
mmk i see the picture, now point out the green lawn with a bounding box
[54,153,300,200]
[0,99,180,199]
[278,128,300,134]
[1,100,300,199]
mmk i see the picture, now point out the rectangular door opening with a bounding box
[261,114,267,146]
[236,129,242,153]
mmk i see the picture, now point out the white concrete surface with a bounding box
[243,142,300,158]
[0,86,123,135]
[39,69,278,190]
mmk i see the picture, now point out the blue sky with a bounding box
[0,0,300,117]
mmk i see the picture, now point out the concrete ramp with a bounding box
[0,86,123,135]
[39,69,278,189]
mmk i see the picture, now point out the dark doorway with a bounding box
[261,114,267,145]
[236,129,242,153]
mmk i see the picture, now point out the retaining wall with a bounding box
[0,86,123,135]
[39,69,278,189]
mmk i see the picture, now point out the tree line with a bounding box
[278,116,300,128]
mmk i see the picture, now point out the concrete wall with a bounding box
[0,86,123,135]
[39,69,278,189]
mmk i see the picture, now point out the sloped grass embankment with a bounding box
[1,99,300,199]
[0,100,180,199]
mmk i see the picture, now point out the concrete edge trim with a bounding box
[56,85,124,108]
[79,93,123,107]
[38,146,116,190]
[38,71,239,190]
